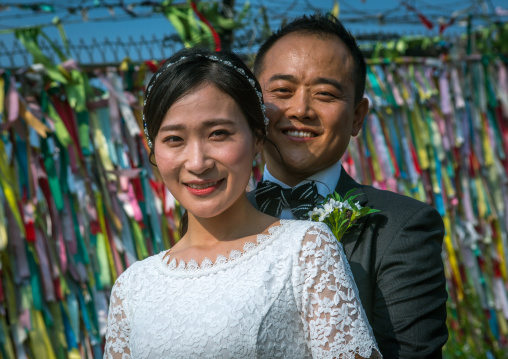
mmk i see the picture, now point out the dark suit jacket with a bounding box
[249,167,448,358]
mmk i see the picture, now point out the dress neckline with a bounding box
[155,220,290,276]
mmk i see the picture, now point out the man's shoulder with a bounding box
[361,184,435,213]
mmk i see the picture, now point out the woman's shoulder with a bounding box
[281,219,332,235]
[277,220,334,249]
[114,253,163,287]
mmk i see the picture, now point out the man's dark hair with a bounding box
[253,13,366,104]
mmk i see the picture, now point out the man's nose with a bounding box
[184,141,214,174]
[285,90,316,120]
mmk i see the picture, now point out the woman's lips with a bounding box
[184,179,225,196]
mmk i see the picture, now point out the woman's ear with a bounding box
[253,131,264,154]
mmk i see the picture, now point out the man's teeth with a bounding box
[286,130,315,138]
[188,181,219,189]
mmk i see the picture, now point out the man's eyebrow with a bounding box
[267,74,297,83]
[313,77,344,92]
[267,74,344,92]
[158,119,235,132]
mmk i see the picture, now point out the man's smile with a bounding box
[282,130,317,138]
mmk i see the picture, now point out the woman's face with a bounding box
[154,84,262,219]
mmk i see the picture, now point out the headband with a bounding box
[143,54,269,149]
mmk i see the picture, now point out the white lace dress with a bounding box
[104,220,381,359]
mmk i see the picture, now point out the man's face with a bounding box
[257,33,368,186]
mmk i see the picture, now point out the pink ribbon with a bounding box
[439,69,453,115]
[34,228,56,302]
[7,76,19,122]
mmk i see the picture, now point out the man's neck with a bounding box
[264,164,315,187]
[263,161,342,197]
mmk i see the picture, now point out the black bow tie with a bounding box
[254,180,320,219]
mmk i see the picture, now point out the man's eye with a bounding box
[274,88,291,93]
[317,91,336,97]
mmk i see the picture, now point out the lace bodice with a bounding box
[104,220,381,358]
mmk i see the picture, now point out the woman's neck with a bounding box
[184,195,266,248]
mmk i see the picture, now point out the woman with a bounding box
[104,47,381,359]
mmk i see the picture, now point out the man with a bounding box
[251,14,448,358]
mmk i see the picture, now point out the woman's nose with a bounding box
[184,141,214,174]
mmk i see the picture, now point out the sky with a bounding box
[1,0,507,67]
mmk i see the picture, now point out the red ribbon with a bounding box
[402,1,434,30]
[190,1,221,51]
[144,60,159,73]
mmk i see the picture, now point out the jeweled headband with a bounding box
[143,54,269,149]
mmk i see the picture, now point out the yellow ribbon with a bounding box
[96,191,117,284]
[443,216,463,301]
[90,111,114,174]
[48,301,68,358]
[0,316,16,359]
[497,311,508,337]
[409,106,430,170]
[28,310,57,359]
[474,177,487,219]
[365,128,383,183]
[0,141,25,237]
[0,191,7,251]
[481,114,495,167]
[19,100,51,138]
[0,76,5,118]
[494,219,507,282]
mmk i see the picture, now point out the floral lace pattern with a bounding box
[104,220,381,359]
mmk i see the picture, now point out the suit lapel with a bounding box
[335,167,368,261]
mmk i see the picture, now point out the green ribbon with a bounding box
[0,316,16,359]
[27,245,43,311]
[15,28,68,84]
[48,302,67,359]
[41,91,73,147]
[41,138,64,211]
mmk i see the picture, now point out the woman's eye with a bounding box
[163,136,183,144]
[210,130,230,139]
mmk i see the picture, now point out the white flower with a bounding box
[319,212,330,222]
[308,207,325,220]
[323,202,334,214]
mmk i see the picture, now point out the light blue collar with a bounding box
[262,161,342,199]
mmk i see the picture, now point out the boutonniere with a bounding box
[308,190,379,242]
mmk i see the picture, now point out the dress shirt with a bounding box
[261,161,342,219]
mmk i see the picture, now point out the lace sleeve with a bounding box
[104,273,132,359]
[295,223,382,359]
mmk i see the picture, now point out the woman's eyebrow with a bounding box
[158,123,185,132]
[201,119,236,127]
[158,119,235,132]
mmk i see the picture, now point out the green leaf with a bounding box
[343,189,358,200]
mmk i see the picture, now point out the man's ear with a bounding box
[351,97,369,137]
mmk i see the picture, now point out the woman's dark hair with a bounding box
[143,47,267,237]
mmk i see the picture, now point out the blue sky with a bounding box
[1,0,507,67]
